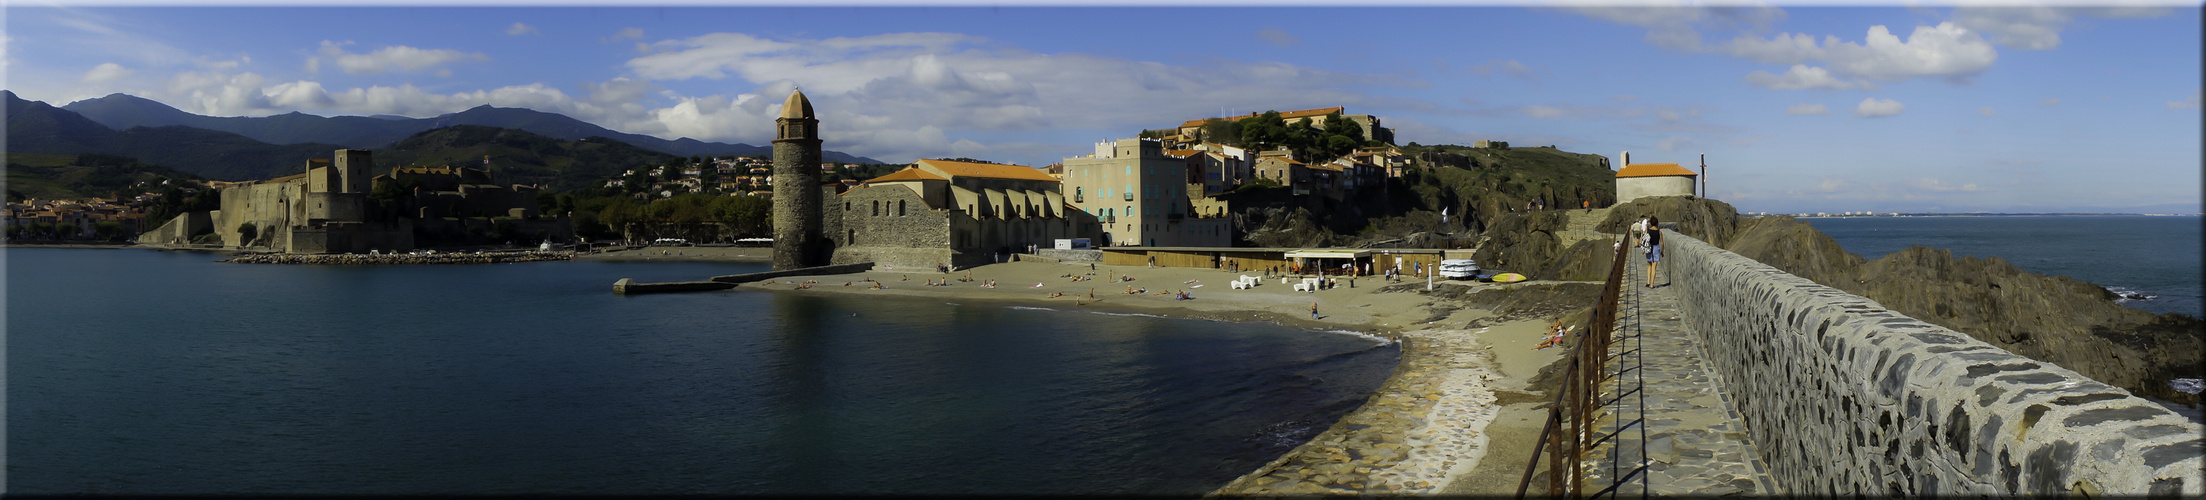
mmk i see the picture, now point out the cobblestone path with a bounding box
[1579,259,1779,496]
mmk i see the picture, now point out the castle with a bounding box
[141,149,569,253]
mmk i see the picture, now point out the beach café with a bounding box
[1097,246,1452,277]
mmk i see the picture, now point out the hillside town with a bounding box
[9,99,1690,261]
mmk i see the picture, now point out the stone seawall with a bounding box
[225,251,571,265]
[709,262,876,285]
[1036,249,1101,262]
[1663,230,2201,496]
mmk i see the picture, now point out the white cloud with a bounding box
[1979,106,1996,117]
[1469,59,1537,81]
[79,62,132,83]
[1743,64,1879,90]
[1721,23,1997,84]
[1912,178,1983,193]
[1255,27,1298,47]
[318,40,488,75]
[614,31,1418,161]
[1565,5,1787,51]
[196,54,249,70]
[1785,103,1828,115]
[1656,135,1700,152]
[2168,91,2201,110]
[506,22,539,36]
[1952,6,2172,51]
[1854,97,1904,117]
[603,27,644,43]
[2039,97,2060,106]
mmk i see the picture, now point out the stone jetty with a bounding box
[225,251,572,265]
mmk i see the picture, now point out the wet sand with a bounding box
[701,257,1579,494]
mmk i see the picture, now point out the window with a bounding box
[872,200,880,216]
[898,199,906,216]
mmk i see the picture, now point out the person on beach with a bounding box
[1645,216,1663,288]
[1310,301,1320,319]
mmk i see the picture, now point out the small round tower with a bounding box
[771,89,825,270]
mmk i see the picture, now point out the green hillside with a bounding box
[373,125,679,191]
[6,153,205,201]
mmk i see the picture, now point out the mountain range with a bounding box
[50,92,880,164]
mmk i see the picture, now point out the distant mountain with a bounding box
[7,91,345,181]
[376,125,679,192]
[59,93,884,164]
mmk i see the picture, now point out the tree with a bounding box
[1201,119,1243,147]
[1237,111,1286,151]
[95,220,124,241]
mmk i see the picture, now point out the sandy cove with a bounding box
[687,256,1574,495]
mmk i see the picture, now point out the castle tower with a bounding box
[771,88,825,270]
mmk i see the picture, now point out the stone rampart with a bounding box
[1035,249,1100,262]
[709,262,876,285]
[1663,230,2201,496]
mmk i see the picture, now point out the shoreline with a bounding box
[711,259,1575,494]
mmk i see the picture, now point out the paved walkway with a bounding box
[1578,259,1778,497]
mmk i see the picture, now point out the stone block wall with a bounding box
[1663,230,2202,496]
[1037,249,1101,262]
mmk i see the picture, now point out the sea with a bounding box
[5,248,1399,495]
[1803,215,2203,319]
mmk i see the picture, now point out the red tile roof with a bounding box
[1616,163,1699,178]
[916,159,1057,182]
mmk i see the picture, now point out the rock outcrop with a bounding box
[1725,215,2204,405]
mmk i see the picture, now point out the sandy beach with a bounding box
[638,255,1582,494]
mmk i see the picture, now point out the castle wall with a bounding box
[1664,230,2202,496]
[141,211,212,246]
[216,179,303,249]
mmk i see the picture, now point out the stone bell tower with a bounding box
[771,88,825,270]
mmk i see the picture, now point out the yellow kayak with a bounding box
[1490,273,1528,283]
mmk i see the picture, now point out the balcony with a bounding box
[1123,192,1135,202]
[1099,215,1116,224]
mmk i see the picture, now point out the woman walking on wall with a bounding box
[1645,216,1663,288]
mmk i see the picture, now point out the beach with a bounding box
[659,254,1579,494]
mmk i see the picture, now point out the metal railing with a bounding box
[1518,238,1631,498]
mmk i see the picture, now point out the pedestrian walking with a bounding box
[1645,216,1664,288]
[1310,301,1319,319]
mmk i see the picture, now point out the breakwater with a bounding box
[613,262,877,295]
[225,251,572,265]
[1663,229,2202,496]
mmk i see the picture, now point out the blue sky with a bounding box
[5,2,2199,214]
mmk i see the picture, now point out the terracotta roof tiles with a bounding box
[1616,163,1699,178]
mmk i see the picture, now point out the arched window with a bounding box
[872,200,880,216]
[898,199,906,216]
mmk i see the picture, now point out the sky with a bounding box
[3,1,2200,214]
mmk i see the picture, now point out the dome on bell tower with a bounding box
[780,88,814,120]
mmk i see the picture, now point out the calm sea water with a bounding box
[1802,215,2202,319]
[7,248,1397,495]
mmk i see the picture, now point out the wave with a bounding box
[1007,306,1058,312]
[2108,286,2159,303]
[2173,378,2203,395]
[1316,329,1397,346]
[1084,310,1171,319]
